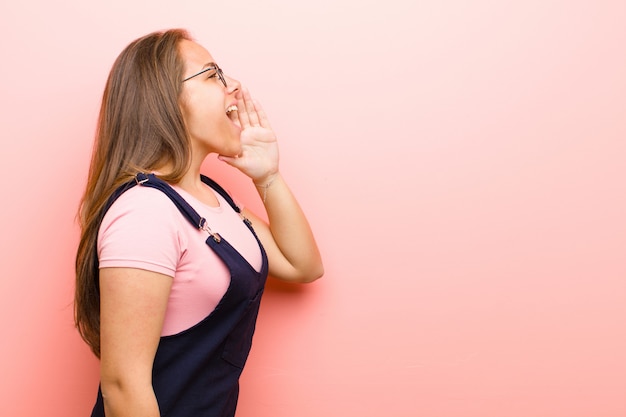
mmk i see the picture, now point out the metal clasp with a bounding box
[199,217,221,243]
[135,173,149,185]
[239,212,252,227]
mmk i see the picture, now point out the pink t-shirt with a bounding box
[97,183,263,336]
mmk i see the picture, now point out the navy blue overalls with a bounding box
[90,173,268,417]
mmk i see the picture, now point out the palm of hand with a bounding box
[236,125,279,181]
[218,88,280,183]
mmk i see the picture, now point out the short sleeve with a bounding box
[97,186,188,277]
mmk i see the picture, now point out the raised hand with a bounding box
[218,87,279,185]
[219,90,323,284]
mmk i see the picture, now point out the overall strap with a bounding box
[134,173,241,243]
[101,179,140,217]
[103,173,242,243]
[200,174,240,214]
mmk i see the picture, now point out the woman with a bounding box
[75,29,323,417]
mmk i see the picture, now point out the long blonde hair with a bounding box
[75,29,192,357]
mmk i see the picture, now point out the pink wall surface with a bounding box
[1,1,625,416]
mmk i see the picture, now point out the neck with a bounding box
[174,150,220,207]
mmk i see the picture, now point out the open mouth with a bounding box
[226,105,240,127]
[226,105,238,124]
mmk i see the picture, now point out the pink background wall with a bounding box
[1,1,624,416]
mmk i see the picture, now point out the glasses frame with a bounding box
[182,65,227,87]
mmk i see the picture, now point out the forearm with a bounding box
[254,173,323,282]
[222,87,323,281]
[101,380,160,417]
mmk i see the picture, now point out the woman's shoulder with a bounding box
[113,183,179,210]
[101,184,187,231]
[97,184,189,275]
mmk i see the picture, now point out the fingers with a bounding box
[237,92,251,129]
[253,99,272,129]
[236,88,253,128]
[243,88,260,127]
[236,87,271,129]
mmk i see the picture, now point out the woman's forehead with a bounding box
[179,39,215,69]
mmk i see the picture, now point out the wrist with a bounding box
[253,172,279,188]
[253,172,279,203]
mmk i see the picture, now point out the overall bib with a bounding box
[90,173,269,417]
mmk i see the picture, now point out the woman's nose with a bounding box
[225,76,240,94]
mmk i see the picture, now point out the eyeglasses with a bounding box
[182,64,227,87]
